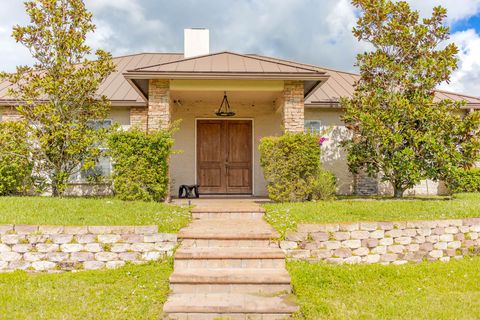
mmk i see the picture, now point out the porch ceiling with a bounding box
[171,90,281,105]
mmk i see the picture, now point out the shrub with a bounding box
[259,132,336,202]
[446,168,480,193]
[107,128,174,202]
[0,121,32,195]
[309,168,337,201]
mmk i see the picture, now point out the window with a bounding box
[87,119,112,130]
[77,119,112,182]
[305,120,321,133]
[80,154,111,181]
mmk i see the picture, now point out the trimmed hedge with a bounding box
[446,168,480,193]
[107,128,174,202]
[0,121,32,195]
[259,132,336,202]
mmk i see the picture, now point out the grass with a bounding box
[0,259,173,320]
[0,197,190,233]
[288,257,480,320]
[264,193,480,234]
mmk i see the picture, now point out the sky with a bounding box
[1,0,480,96]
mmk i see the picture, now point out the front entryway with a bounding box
[196,120,252,194]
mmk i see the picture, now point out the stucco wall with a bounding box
[170,101,282,197]
[305,108,354,195]
[109,106,131,129]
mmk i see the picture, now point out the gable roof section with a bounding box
[125,51,328,80]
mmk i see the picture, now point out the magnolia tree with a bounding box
[0,0,116,196]
[341,0,480,198]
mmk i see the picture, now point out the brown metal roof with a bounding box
[0,53,183,106]
[130,51,326,75]
[1,51,479,108]
[251,54,480,108]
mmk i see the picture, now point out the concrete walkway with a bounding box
[164,199,298,319]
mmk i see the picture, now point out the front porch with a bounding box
[169,82,293,197]
[123,52,328,198]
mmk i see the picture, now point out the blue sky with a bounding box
[452,14,480,33]
[1,0,480,96]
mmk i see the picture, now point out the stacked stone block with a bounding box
[281,218,480,265]
[282,80,305,133]
[354,171,379,196]
[147,79,171,131]
[0,224,177,272]
[130,106,148,132]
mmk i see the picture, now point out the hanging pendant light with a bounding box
[215,91,236,117]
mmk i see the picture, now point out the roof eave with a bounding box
[306,101,480,110]
[123,72,328,81]
[0,99,147,107]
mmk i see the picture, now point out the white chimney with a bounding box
[184,28,210,58]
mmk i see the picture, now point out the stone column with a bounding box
[130,106,148,132]
[282,80,305,132]
[147,79,171,131]
[147,79,172,202]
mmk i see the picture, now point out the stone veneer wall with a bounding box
[130,106,148,132]
[282,80,304,132]
[0,224,177,272]
[281,218,480,265]
[147,79,171,131]
[354,172,379,196]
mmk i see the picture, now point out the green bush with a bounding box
[259,132,336,202]
[0,121,33,195]
[309,168,337,201]
[107,128,174,202]
[446,168,480,193]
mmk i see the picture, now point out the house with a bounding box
[1,29,479,197]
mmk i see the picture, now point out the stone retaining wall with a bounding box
[0,224,177,272]
[281,218,480,265]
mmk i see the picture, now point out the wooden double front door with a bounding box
[197,120,252,194]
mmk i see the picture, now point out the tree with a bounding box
[0,0,116,196]
[341,0,480,198]
[0,121,33,195]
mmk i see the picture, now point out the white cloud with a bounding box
[405,0,480,23]
[0,0,479,97]
[439,29,480,95]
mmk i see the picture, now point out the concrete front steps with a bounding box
[192,207,265,220]
[163,207,298,320]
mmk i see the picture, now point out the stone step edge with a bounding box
[166,312,294,318]
[170,269,291,284]
[163,293,298,314]
[175,247,285,259]
[191,208,266,213]
[178,232,280,240]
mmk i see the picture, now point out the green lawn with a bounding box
[0,197,190,233]
[289,257,480,320]
[0,259,173,320]
[264,193,480,234]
